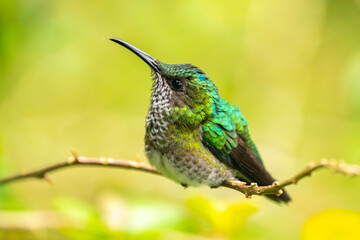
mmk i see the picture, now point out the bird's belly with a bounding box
[146,147,233,187]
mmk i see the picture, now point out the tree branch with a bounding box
[0,151,359,199]
[224,159,359,198]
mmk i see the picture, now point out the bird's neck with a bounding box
[146,75,172,130]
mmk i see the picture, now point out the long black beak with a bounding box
[109,38,160,73]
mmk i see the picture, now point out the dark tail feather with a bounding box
[235,173,291,203]
[230,140,291,203]
[265,189,291,203]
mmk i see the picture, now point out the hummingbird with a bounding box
[110,38,291,203]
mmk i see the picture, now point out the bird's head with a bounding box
[110,38,220,124]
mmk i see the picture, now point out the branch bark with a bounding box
[0,151,359,199]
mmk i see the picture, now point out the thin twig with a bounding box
[223,159,359,198]
[0,152,359,198]
[0,152,159,186]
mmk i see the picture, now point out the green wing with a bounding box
[201,99,263,165]
[201,99,291,202]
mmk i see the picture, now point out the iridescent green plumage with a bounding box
[159,62,262,168]
[110,39,291,203]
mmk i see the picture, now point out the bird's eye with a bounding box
[171,79,183,90]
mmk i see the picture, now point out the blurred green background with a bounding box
[1,0,360,239]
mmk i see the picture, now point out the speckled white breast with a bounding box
[144,72,234,187]
[146,146,233,187]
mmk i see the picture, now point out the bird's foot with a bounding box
[181,183,188,188]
